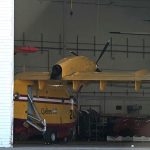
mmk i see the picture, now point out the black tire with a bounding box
[43,130,57,144]
[68,128,75,142]
[63,136,68,143]
[50,131,57,143]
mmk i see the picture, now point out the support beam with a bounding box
[135,81,142,92]
[100,81,107,92]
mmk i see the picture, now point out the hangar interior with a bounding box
[14,0,150,146]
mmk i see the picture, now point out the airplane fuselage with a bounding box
[14,80,77,141]
[51,56,96,80]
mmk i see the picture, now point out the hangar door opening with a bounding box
[14,0,150,147]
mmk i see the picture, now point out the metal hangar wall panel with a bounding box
[0,0,14,147]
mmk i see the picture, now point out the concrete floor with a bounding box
[8,147,150,150]
[5,141,150,150]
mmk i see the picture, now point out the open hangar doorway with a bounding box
[14,0,150,148]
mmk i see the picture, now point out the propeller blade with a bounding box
[96,40,110,64]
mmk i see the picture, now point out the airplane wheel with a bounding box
[43,131,57,144]
[50,132,56,143]
[63,137,68,143]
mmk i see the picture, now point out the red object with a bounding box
[15,46,39,53]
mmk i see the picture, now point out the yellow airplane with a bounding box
[14,40,150,143]
[49,40,150,92]
[14,79,77,143]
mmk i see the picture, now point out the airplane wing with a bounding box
[63,71,135,81]
[62,69,150,92]
[15,70,150,92]
[15,72,50,80]
[63,69,150,81]
[15,72,64,90]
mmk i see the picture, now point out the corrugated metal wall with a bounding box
[0,0,14,147]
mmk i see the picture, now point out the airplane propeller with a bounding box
[96,40,110,65]
[95,40,110,72]
[69,40,110,61]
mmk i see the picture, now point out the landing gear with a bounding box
[50,132,56,143]
[62,128,75,143]
[43,130,57,144]
[63,136,68,143]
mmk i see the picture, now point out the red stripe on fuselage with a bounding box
[14,118,76,139]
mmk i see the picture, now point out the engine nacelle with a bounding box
[51,56,96,80]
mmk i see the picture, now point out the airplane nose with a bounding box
[50,65,62,80]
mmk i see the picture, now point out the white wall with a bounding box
[0,0,14,147]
